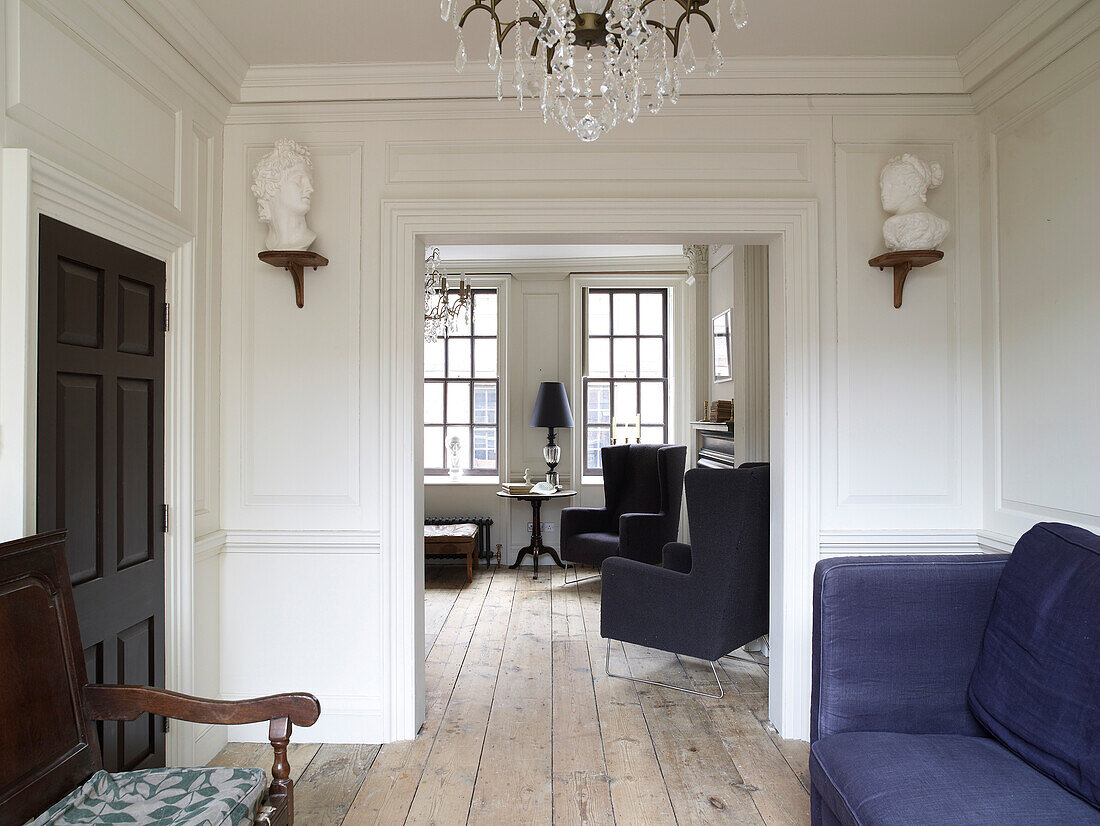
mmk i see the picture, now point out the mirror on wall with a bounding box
[712,309,732,384]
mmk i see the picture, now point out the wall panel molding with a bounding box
[238,143,363,510]
[386,139,811,185]
[832,141,965,515]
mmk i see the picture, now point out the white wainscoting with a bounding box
[217,530,385,744]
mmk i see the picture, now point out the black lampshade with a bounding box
[530,381,574,429]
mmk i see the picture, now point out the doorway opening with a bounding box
[380,198,820,744]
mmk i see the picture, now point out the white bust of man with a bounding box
[880,153,951,252]
[251,138,316,251]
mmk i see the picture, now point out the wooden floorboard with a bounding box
[210,564,809,825]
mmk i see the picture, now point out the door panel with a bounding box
[37,216,167,772]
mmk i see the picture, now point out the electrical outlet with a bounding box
[544,522,555,532]
[527,522,533,532]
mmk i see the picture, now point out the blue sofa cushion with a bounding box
[811,732,1100,826]
[968,522,1100,808]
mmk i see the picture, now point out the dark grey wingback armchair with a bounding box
[560,444,687,571]
[600,465,770,696]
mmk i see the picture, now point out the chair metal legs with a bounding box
[604,639,725,699]
[563,562,601,585]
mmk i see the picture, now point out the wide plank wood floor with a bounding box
[211,564,810,825]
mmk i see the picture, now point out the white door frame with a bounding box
[380,198,820,741]
[0,149,198,764]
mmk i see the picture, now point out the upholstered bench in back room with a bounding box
[0,531,321,826]
[424,523,480,583]
[810,522,1100,826]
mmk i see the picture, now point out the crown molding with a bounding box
[957,0,1088,89]
[442,254,689,281]
[967,0,1100,110]
[124,0,248,104]
[238,56,966,104]
[225,93,977,126]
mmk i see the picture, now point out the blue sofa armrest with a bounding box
[812,554,1009,743]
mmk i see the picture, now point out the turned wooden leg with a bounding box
[269,717,295,823]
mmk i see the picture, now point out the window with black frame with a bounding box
[424,288,499,476]
[583,288,669,474]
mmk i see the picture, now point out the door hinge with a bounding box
[163,302,170,333]
[163,717,170,733]
[162,504,169,534]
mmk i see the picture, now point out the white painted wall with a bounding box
[980,30,1100,542]
[1,0,1095,751]
[215,99,987,741]
[0,0,227,765]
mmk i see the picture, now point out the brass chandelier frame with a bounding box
[456,0,719,67]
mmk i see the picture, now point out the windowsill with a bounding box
[424,476,501,486]
[581,475,603,485]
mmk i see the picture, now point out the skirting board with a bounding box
[193,722,229,766]
[221,694,384,745]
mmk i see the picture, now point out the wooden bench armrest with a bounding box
[84,685,321,727]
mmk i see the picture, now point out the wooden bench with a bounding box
[424,523,480,583]
[0,531,320,826]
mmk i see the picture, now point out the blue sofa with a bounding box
[810,522,1100,825]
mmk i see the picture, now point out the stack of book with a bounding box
[500,482,533,495]
[708,400,734,423]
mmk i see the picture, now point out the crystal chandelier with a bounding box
[424,247,473,343]
[441,0,749,142]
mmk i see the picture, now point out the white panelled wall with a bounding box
[0,0,1096,753]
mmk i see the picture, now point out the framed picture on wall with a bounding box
[712,309,732,383]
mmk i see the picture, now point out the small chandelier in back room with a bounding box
[424,247,473,343]
[441,0,750,142]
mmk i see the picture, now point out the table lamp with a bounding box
[530,381,574,488]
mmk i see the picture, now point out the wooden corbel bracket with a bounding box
[868,249,943,309]
[259,250,329,308]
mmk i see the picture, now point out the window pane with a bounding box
[614,382,638,420]
[473,291,497,336]
[473,382,497,424]
[588,338,610,377]
[424,382,444,423]
[586,382,611,424]
[639,338,664,378]
[639,382,665,423]
[447,382,471,423]
[449,295,472,336]
[473,339,497,378]
[424,426,444,469]
[612,338,637,378]
[472,426,497,469]
[587,426,610,470]
[588,291,610,335]
[612,292,637,335]
[640,426,665,445]
[446,426,471,470]
[447,339,471,378]
[639,292,664,335]
[425,339,445,378]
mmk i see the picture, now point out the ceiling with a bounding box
[193,0,1018,68]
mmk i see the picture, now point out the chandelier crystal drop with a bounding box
[424,248,473,343]
[447,0,749,142]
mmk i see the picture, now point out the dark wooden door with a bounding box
[36,216,167,772]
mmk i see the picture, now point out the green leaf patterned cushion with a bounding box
[28,767,268,826]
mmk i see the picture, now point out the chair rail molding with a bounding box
[380,197,819,741]
[0,149,199,766]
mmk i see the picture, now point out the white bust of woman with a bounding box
[251,138,316,251]
[880,154,951,252]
